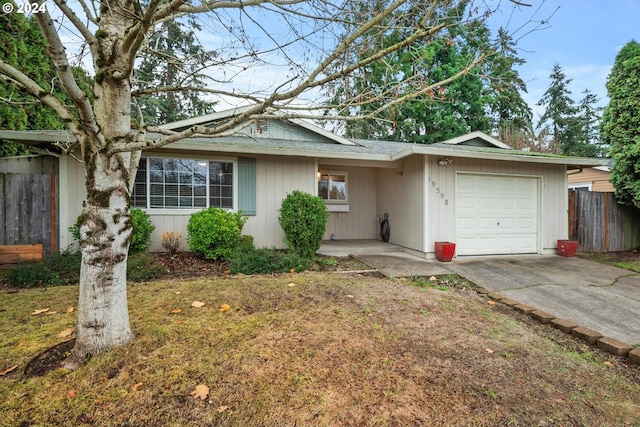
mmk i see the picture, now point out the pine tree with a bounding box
[485,28,534,148]
[133,20,216,126]
[601,40,640,207]
[536,63,577,154]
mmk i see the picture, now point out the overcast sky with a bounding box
[492,0,640,121]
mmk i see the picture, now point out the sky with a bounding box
[491,0,640,121]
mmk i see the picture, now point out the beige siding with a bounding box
[426,156,567,256]
[146,155,316,251]
[568,168,614,192]
[375,155,425,252]
[242,156,316,249]
[60,156,87,250]
[322,166,377,240]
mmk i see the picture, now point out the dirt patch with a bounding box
[23,339,75,377]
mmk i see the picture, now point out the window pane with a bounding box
[139,158,235,210]
[329,175,346,201]
[318,176,328,199]
[132,158,147,208]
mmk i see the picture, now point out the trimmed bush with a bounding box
[278,190,329,260]
[187,208,247,260]
[129,208,155,253]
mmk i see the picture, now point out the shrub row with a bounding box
[5,190,329,286]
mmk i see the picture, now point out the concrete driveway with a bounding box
[445,255,640,346]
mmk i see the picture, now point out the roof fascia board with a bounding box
[158,105,256,130]
[167,141,394,162]
[287,118,359,146]
[0,130,77,143]
[390,144,609,167]
[441,131,512,149]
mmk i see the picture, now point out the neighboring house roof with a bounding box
[0,107,608,169]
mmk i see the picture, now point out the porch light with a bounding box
[438,158,452,166]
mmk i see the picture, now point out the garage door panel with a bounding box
[456,174,538,256]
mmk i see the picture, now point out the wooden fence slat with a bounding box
[0,173,59,263]
[568,189,640,252]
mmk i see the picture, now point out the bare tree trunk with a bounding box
[67,56,136,365]
[68,148,135,366]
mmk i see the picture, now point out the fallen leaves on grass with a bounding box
[217,405,229,413]
[287,283,296,288]
[219,304,230,313]
[191,301,205,308]
[132,382,144,392]
[65,306,75,314]
[31,308,50,315]
[0,364,19,376]
[57,328,75,338]
[66,390,77,399]
[170,309,182,314]
[190,384,210,400]
[487,301,497,306]
[604,361,614,368]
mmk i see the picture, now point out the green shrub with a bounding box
[127,252,166,282]
[229,248,309,274]
[46,250,82,285]
[278,190,329,260]
[237,234,255,253]
[129,208,155,253]
[6,262,60,288]
[187,208,247,260]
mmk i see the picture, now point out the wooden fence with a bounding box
[0,173,58,258]
[568,190,640,252]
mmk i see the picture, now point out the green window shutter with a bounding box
[238,157,256,216]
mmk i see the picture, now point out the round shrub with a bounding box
[278,190,329,260]
[187,208,247,260]
[129,208,155,253]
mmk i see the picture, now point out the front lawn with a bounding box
[1,272,640,426]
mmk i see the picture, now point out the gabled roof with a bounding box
[0,113,608,169]
[159,105,359,146]
[439,131,513,149]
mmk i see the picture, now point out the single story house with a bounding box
[0,107,607,258]
[567,160,614,192]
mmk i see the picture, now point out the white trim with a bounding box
[440,131,513,149]
[136,155,238,211]
[318,170,349,204]
[454,171,542,256]
[568,182,592,191]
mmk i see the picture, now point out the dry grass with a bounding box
[1,272,640,426]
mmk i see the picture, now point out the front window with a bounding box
[132,157,234,209]
[318,171,348,203]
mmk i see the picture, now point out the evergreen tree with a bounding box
[0,7,93,155]
[328,1,493,144]
[575,89,604,157]
[485,28,534,148]
[133,20,216,126]
[536,63,577,154]
[601,40,640,208]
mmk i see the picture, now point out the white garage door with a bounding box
[456,174,539,255]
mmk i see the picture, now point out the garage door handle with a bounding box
[497,221,500,226]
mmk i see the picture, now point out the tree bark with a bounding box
[68,16,137,363]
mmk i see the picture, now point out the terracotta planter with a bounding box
[435,241,456,262]
[557,240,579,257]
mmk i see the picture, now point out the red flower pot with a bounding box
[557,240,578,257]
[435,241,456,262]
